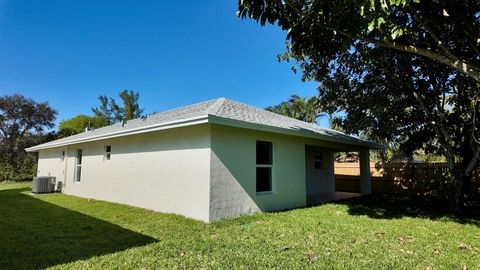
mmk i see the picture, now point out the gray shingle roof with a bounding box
[27,98,382,151]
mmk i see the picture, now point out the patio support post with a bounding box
[359,150,372,195]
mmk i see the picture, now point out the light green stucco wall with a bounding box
[210,124,309,221]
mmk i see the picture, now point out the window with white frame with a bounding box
[61,151,65,162]
[105,145,111,161]
[256,140,273,193]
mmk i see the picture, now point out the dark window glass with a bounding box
[314,151,322,169]
[256,141,272,165]
[105,146,112,160]
[76,150,82,165]
[256,167,272,192]
[75,167,82,182]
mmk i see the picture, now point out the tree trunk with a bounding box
[449,169,465,214]
[444,153,463,214]
[449,167,476,214]
[449,140,479,214]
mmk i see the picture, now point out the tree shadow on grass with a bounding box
[334,193,480,226]
[0,187,156,270]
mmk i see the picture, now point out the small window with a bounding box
[74,149,82,182]
[61,151,65,162]
[256,141,273,193]
[314,152,322,169]
[105,145,111,161]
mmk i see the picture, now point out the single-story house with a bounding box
[27,98,383,222]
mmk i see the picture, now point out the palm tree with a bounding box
[328,114,344,131]
[266,95,324,124]
[91,90,144,123]
[118,90,144,120]
[266,102,295,118]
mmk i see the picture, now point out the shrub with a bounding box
[0,154,38,182]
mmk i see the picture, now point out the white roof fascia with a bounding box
[25,115,209,152]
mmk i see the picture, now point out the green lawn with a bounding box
[1,182,479,269]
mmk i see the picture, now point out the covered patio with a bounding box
[305,146,374,205]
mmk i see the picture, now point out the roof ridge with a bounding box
[221,98,361,138]
[226,98,329,129]
[206,97,226,116]
[146,98,217,118]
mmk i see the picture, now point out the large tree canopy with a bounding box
[321,44,479,163]
[0,94,57,180]
[238,0,480,81]
[58,115,109,137]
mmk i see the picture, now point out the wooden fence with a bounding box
[335,162,480,196]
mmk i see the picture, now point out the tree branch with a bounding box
[442,6,480,57]
[465,143,479,176]
[281,0,480,82]
[409,86,456,170]
[408,6,461,61]
[358,35,480,81]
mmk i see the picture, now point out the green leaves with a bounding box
[118,90,144,121]
[92,90,144,123]
[389,0,409,6]
[367,17,386,32]
[266,95,323,124]
[358,0,413,42]
[0,94,57,178]
[58,115,109,137]
[368,20,376,32]
[377,17,386,28]
[391,26,404,40]
[380,0,388,11]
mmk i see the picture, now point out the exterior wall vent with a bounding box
[32,176,56,194]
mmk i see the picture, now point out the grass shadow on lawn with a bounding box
[335,193,480,226]
[0,187,157,270]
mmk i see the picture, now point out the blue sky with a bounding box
[0,0,325,127]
